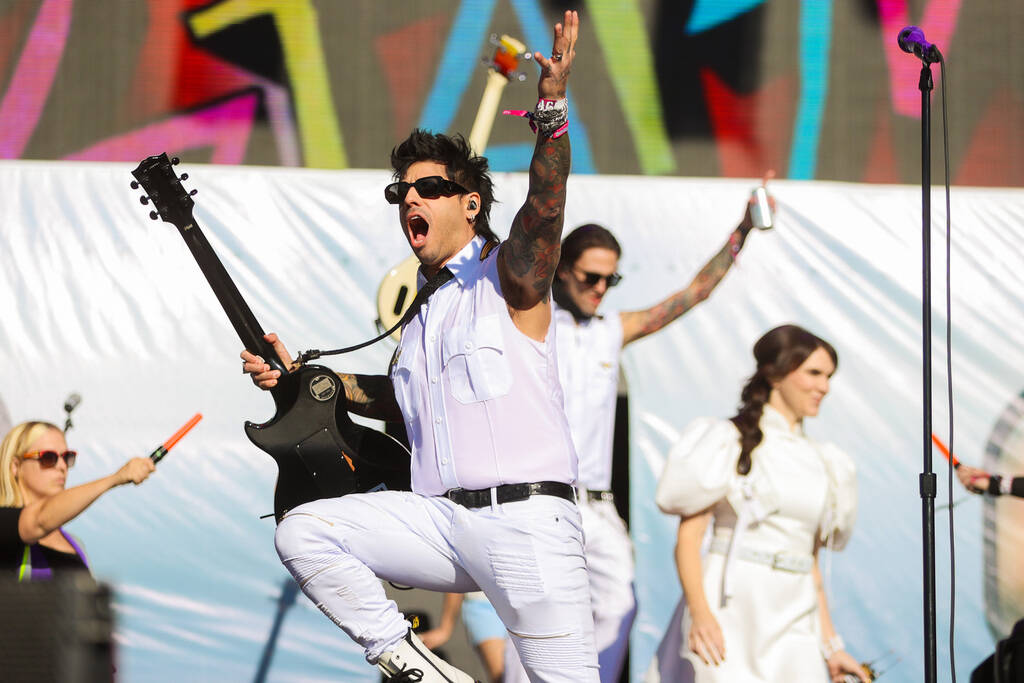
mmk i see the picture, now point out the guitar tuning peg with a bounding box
[189,189,198,196]
[180,173,189,181]
[171,157,180,165]
[130,180,139,189]
[149,211,159,220]
[140,196,150,205]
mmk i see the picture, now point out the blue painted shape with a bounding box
[485,142,535,172]
[418,0,498,133]
[508,0,596,173]
[686,0,767,35]
[787,0,832,180]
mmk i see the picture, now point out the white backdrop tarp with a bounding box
[1,160,1022,682]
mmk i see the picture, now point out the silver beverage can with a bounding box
[750,186,773,230]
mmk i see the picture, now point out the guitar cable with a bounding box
[295,268,454,365]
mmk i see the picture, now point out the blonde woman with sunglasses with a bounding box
[0,420,154,580]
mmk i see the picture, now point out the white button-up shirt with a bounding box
[390,236,578,496]
[553,303,623,491]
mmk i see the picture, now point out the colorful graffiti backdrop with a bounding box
[1,0,1021,185]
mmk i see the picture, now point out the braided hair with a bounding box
[730,325,838,475]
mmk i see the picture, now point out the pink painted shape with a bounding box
[374,14,448,140]
[0,0,73,158]
[878,0,962,118]
[955,89,1024,187]
[64,91,259,165]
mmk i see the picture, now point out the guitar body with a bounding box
[131,153,411,522]
[245,364,411,519]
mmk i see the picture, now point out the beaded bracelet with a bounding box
[821,633,846,660]
[502,98,569,138]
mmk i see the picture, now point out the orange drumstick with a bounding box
[150,413,203,463]
[931,433,960,468]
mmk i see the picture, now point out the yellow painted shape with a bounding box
[189,0,346,168]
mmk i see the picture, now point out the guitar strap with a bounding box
[296,266,454,364]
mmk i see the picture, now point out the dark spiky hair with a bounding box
[390,129,498,243]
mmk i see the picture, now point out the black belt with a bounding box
[443,481,576,508]
[586,489,615,503]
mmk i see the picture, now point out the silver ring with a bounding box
[552,52,563,62]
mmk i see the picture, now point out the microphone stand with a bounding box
[916,60,937,683]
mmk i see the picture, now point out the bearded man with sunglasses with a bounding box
[242,11,598,683]
[503,203,767,683]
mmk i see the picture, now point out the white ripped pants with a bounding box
[274,490,599,682]
[504,496,637,683]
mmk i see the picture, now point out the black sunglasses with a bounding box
[574,268,622,288]
[384,176,469,204]
[21,450,77,468]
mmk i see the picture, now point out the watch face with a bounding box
[983,391,1024,639]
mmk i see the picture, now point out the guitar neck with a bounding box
[468,70,511,155]
[176,220,287,374]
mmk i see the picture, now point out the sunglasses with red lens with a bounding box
[21,450,77,468]
[574,269,622,288]
[384,176,469,204]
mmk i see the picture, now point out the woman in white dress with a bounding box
[646,325,869,682]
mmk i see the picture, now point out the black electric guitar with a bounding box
[131,153,411,521]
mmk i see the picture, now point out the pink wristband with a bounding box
[503,97,569,138]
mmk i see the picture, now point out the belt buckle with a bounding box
[771,552,807,572]
[445,488,464,501]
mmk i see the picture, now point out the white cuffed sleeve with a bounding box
[819,442,858,550]
[655,417,741,516]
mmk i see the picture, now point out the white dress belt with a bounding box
[709,537,814,574]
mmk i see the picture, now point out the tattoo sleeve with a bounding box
[621,226,749,344]
[337,373,403,422]
[499,132,571,309]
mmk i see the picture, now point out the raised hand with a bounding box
[241,332,294,390]
[536,10,579,100]
[957,464,991,494]
[116,457,156,486]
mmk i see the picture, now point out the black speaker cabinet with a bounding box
[0,574,114,683]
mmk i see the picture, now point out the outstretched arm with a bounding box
[619,201,757,346]
[18,458,155,544]
[499,10,579,322]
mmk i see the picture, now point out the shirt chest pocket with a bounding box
[442,314,513,404]
[584,356,618,405]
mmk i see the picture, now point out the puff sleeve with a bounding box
[818,442,858,550]
[655,418,741,516]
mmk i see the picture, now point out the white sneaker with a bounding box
[377,630,477,682]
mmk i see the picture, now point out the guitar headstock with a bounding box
[130,153,197,230]
[486,34,530,81]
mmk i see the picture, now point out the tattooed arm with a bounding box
[498,11,578,339]
[336,373,402,422]
[619,204,755,346]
